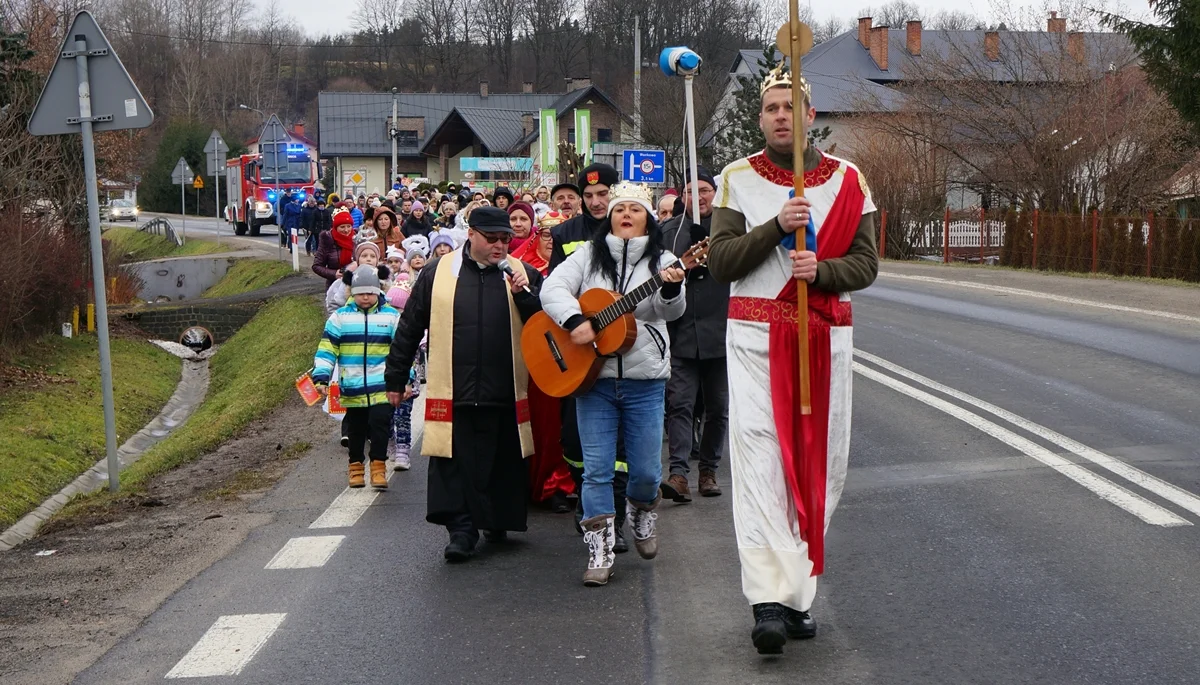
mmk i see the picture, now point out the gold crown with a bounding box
[609,181,655,206]
[760,64,812,103]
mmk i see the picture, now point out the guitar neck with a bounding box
[590,258,680,331]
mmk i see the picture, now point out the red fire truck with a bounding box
[225,146,318,236]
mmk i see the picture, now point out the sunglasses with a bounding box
[475,231,512,244]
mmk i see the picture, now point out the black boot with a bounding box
[573,502,585,535]
[483,529,508,544]
[784,607,817,639]
[443,533,475,563]
[612,515,629,554]
[548,491,571,514]
[751,603,787,655]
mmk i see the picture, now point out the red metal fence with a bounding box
[878,208,1200,283]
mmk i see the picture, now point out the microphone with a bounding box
[498,260,532,294]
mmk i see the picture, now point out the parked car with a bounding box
[107,199,139,222]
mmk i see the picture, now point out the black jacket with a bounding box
[314,206,332,233]
[403,214,433,239]
[548,211,604,273]
[660,212,728,359]
[386,248,543,406]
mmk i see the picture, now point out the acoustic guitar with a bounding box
[522,239,709,398]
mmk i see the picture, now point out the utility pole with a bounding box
[391,87,398,188]
[633,15,642,143]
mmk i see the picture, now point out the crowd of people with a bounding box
[308,64,880,656]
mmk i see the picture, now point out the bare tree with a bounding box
[857,0,923,27]
[929,10,982,31]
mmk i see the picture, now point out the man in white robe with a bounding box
[707,64,879,655]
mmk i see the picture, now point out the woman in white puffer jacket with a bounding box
[540,180,686,587]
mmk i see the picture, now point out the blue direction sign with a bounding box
[622,149,666,185]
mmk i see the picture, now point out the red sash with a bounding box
[767,166,864,576]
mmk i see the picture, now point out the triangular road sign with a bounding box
[258,114,289,173]
[204,130,229,176]
[27,11,153,136]
[172,158,194,185]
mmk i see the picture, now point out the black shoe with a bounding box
[613,520,629,554]
[751,603,788,655]
[443,533,475,563]
[573,504,585,535]
[339,435,349,448]
[548,491,571,514]
[483,529,508,544]
[784,607,817,639]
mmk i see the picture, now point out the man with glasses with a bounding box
[659,168,728,504]
[386,206,545,563]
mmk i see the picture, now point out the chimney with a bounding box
[906,20,921,55]
[522,81,534,93]
[858,17,872,47]
[567,77,592,92]
[479,80,489,98]
[292,121,305,138]
[1067,31,1084,63]
[1047,11,1066,33]
[984,31,1000,61]
[870,26,889,70]
[522,113,534,136]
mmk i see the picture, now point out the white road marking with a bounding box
[853,363,1190,527]
[308,466,396,529]
[856,350,1200,519]
[264,535,345,569]
[165,613,287,678]
[877,272,1200,325]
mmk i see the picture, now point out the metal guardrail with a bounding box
[139,216,184,247]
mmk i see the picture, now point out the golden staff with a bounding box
[777,9,814,415]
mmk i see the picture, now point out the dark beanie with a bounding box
[577,163,619,190]
[685,166,717,191]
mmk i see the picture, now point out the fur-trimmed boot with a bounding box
[581,515,616,587]
[627,496,660,559]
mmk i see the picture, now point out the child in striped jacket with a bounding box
[312,267,401,489]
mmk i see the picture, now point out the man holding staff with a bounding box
[706,62,879,654]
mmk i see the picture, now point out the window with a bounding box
[567,128,575,145]
[597,128,613,143]
[395,130,418,147]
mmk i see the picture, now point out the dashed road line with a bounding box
[877,272,1200,325]
[854,362,1190,527]
[309,467,397,529]
[165,613,287,679]
[856,350,1200,519]
[265,535,346,569]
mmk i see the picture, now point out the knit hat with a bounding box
[331,208,353,229]
[401,235,429,260]
[353,241,380,263]
[350,266,382,296]
[507,201,535,223]
[577,163,619,190]
[385,246,405,261]
[685,166,717,192]
[606,180,656,216]
[386,284,410,310]
[411,201,424,213]
[468,206,514,233]
[429,232,455,253]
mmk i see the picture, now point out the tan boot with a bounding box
[369,460,388,489]
[348,462,366,488]
[627,496,660,560]
[581,515,616,587]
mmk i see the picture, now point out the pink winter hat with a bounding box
[386,284,410,309]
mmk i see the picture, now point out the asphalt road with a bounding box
[72,268,1200,684]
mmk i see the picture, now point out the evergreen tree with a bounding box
[141,121,212,213]
[1103,2,1200,138]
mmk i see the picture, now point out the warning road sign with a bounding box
[193,175,204,189]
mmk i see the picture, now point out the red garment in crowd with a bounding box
[525,381,575,502]
[514,238,573,502]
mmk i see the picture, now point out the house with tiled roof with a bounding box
[317,79,626,194]
[723,12,1137,206]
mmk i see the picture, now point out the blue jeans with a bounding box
[576,378,666,519]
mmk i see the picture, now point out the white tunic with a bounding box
[714,150,874,611]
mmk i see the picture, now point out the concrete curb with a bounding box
[0,345,213,552]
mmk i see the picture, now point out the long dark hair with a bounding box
[586,208,665,289]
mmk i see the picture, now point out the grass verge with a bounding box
[0,336,179,529]
[91,296,323,498]
[103,226,227,261]
[202,259,295,298]
[884,259,1200,289]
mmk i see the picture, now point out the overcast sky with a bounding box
[276,0,1154,42]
